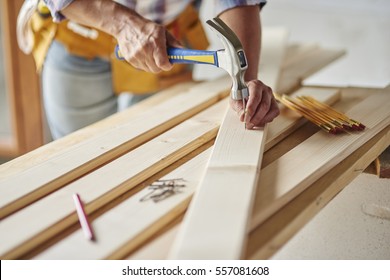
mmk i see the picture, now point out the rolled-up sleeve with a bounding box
[214,0,267,16]
[43,0,74,22]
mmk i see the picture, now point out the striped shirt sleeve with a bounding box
[43,0,74,22]
[214,0,267,16]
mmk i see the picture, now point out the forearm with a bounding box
[61,0,145,38]
[219,6,261,81]
[61,0,175,72]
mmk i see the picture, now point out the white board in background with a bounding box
[262,0,390,88]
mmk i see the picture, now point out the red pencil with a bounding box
[73,193,95,241]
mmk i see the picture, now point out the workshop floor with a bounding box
[0,0,389,258]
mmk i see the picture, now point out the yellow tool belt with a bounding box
[30,3,209,94]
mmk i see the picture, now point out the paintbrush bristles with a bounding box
[274,94,366,134]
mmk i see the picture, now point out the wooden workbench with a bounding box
[0,41,388,260]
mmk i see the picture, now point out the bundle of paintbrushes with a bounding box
[274,94,366,134]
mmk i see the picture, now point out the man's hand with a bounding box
[230,80,279,129]
[116,19,181,73]
[62,0,181,73]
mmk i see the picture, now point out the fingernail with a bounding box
[245,109,250,119]
[247,123,255,130]
[239,110,245,120]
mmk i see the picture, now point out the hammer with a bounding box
[115,17,249,118]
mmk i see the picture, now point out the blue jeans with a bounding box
[42,41,151,139]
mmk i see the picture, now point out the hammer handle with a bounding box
[167,47,219,66]
[115,45,219,67]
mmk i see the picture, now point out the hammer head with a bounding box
[206,17,249,101]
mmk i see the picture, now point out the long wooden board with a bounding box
[247,126,390,259]
[0,77,230,219]
[0,100,227,259]
[31,89,339,260]
[259,28,288,90]
[0,81,196,180]
[169,27,288,259]
[171,111,267,259]
[250,93,390,230]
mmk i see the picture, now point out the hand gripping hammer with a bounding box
[115,17,249,114]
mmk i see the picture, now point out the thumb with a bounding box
[229,98,245,122]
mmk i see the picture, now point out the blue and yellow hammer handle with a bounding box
[115,45,219,67]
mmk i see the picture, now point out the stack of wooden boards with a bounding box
[1,28,389,260]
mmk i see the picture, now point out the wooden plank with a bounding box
[0,77,230,219]
[35,148,213,260]
[129,222,181,260]
[277,48,345,95]
[247,125,390,259]
[250,93,390,230]
[129,224,180,260]
[259,28,288,90]
[0,0,43,157]
[171,110,267,259]
[31,89,339,260]
[169,27,288,260]
[0,81,196,179]
[0,100,227,259]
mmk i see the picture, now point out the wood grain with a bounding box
[0,81,196,179]
[248,125,390,259]
[127,125,390,260]
[250,93,390,230]
[31,89,339,260]
[35,149,213,260]
[0,77,230,219]
[169,28,288,259]
[170,109,267,259]
[0,100,227,259]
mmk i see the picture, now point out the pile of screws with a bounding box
[140,178,187,203]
